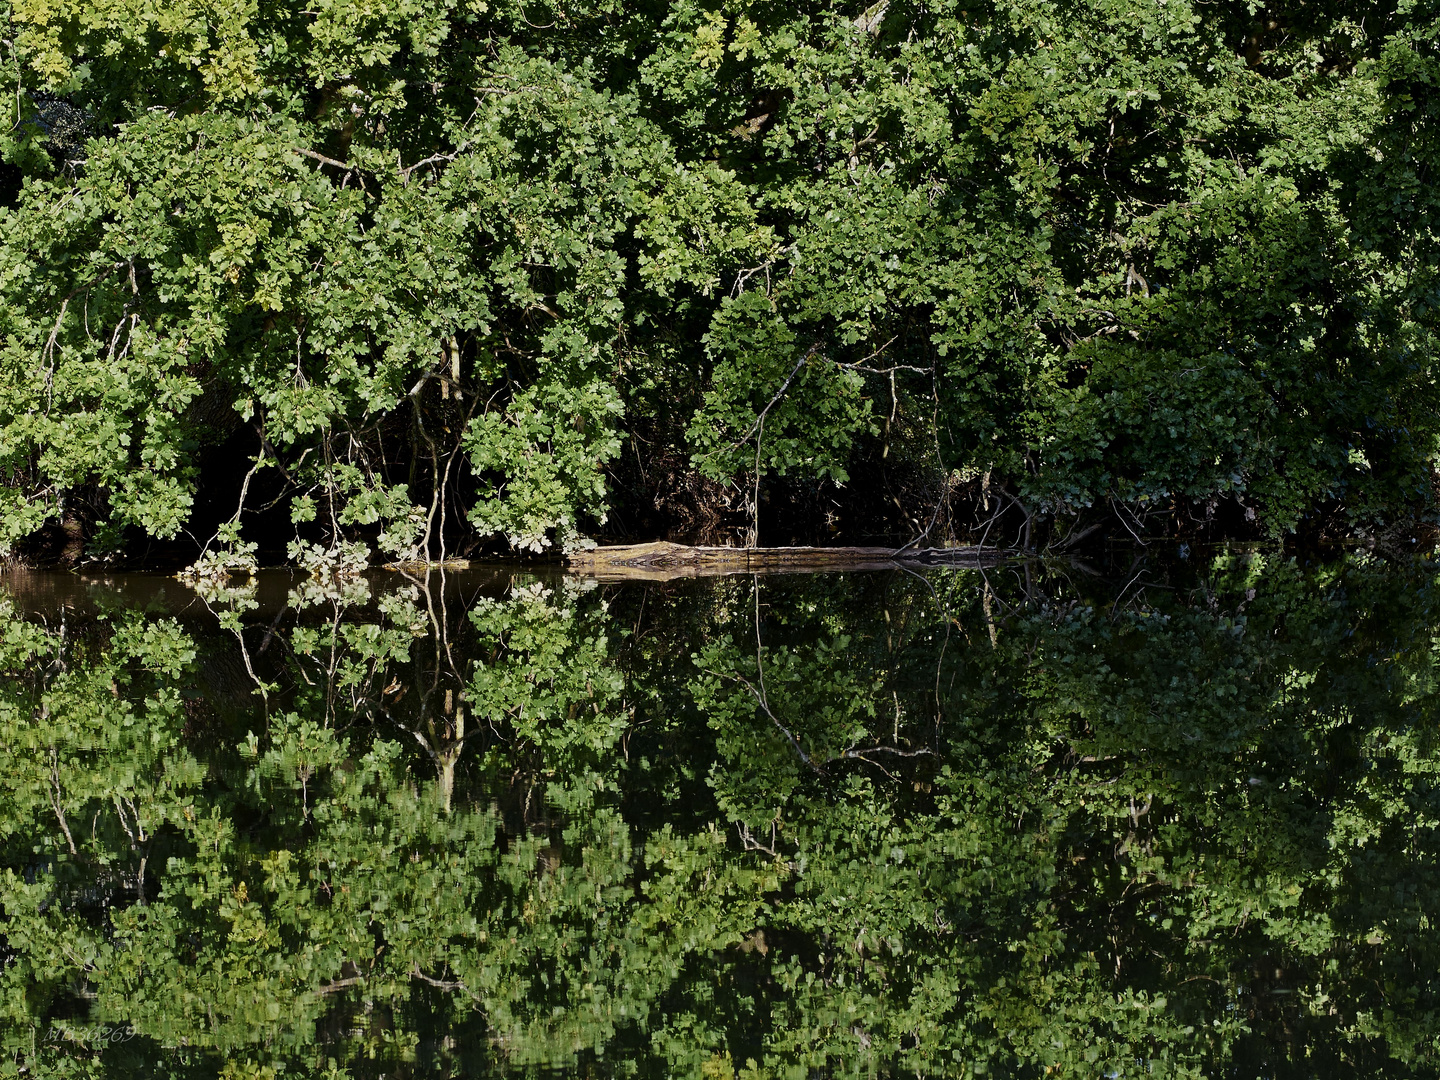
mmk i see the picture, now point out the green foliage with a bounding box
[689,291,875,485]
[464,377,624,552]
[0,1,1436,559]
[4,554,1440,1075]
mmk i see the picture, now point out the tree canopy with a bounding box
[1,0,1438,561]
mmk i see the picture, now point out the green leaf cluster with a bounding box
[4,553,1440,1074]
[0,1,1437,556]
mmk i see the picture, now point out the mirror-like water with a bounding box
[2,552,1439,1078]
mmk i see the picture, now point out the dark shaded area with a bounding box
[0,162,22,208]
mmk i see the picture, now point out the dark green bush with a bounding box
[1,0,1437,560]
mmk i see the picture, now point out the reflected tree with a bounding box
[1,555,1440,1076]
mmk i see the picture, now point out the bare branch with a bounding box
[411,963,467,991]
[398,142,471,184]
[292,147,356,172]
[717,341,822,457]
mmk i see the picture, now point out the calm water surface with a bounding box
[2,551,1439,1078]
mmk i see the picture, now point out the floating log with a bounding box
[564,541,1008,581]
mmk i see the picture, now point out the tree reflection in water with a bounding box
[2,552,1439,1078]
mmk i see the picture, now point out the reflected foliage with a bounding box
[3,554,1440,1077]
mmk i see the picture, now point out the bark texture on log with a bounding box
[564,542,1008,581]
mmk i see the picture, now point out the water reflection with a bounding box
[2,553,1439,1077]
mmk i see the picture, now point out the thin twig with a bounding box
[49,749,77,855]
[719,342,821,456]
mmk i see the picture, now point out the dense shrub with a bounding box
[0,0,1437,561]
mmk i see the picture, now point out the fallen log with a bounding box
[564,541,1009,581]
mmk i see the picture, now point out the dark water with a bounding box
[3,551,1440,1078]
